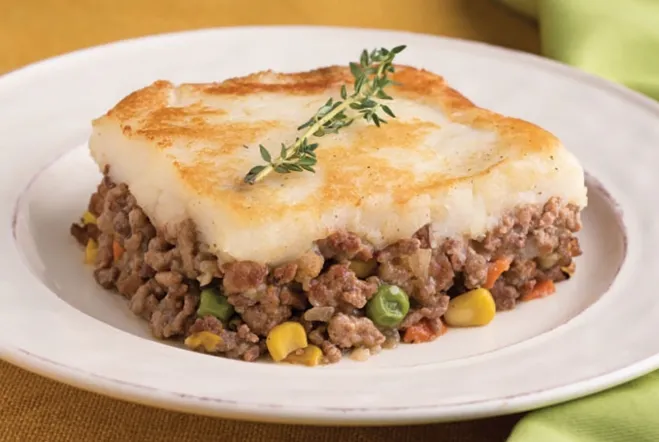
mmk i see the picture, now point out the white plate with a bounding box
[1,26,658,426]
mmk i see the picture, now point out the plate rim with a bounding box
[5,343,659,426]
[2,25,659,425]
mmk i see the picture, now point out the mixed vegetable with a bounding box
[444,288,496,327]
[84,238,98,264]
[284,345,324,366]
[82,211,97,225]
[266,322,309,362]
[78,207,559,365]
[185,331,223,353]
[112,240,124,262]
[366,284,410,327]
[197,288,234,322]
[484,258,511,289]
[81,211,99,264]
[403,318,445,343]
[521,280,556,302]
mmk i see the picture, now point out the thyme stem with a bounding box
[244,45,406,185]
[250,95,354,184]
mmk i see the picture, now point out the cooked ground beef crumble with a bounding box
[71,174,582,364]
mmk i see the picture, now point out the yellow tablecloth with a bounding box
[0,1,538,440]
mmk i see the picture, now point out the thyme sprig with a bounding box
[244,45,406,185]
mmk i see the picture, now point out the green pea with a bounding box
[366,284,410,327]
[197,287,234,322]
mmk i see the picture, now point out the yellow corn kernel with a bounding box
[284,345,323,367]
[349,259,377,278]
[184,331,223,353]
[444,288,496,327]
[82,211,97,225]
[84,239,98,265]
[266,322,308,362]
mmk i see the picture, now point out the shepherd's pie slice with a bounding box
[72,64,587,364]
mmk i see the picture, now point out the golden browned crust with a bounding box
[101,65,554,150]
[96,65,560,209]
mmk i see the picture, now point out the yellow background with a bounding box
[0,0,538,73]
[0,0,537,440]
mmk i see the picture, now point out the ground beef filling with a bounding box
[71,177,582,363]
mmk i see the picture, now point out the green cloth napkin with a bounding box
[508,372,659,442]
[496,1,659,441]
[498,0,659,100]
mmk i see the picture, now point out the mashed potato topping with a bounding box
[89,66,587,265]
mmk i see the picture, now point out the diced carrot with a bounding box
[403,321,433,343]
[484,257,512,289]
[112,240,124,262]
[521,280,556,302]
[403,318,446,344]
